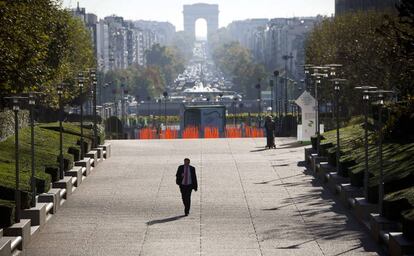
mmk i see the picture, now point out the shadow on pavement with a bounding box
[258,173,385,255]
[146,215,186,226]
[297,161,307,167]
[250,148,269,152]
[277,141,308,149]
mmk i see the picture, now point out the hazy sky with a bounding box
[61,0,334,31]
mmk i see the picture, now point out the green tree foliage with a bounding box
[145,44,185,87]
[0,0,95,108]
[209,34,266,99]
[306,10,413,115]
[101,64,164,102]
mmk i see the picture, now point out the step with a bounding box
[52,177,73,199]
[37,188,62,214]
[304,147,314,165]
[30,225,40,239]
[75,158,91,176]
[85,151,98,167]
[66,166,83,187]
[337,183,363,207]
[3,219,30,249]
[93,147,104,163]
[311,155,328,174]
[316,162,330,182]
[0,236,22,254]
[99,143,111,158]
[59,198,66,207]
[389,232,414,256]
[370,213,401,244]
[353,197,378,223]
[10,236,22,252]
[20,203,47,227]
[327,172,349,194]
[0,237,11,256]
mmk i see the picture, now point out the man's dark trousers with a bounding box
[176,164,198,215]
[180,185,192,215]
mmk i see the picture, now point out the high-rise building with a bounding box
[226,17,319,80]
[133,20,176,45]
[69,5,176,72]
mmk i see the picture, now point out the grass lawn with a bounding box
[317,122,414,226]
[0,122,99,227]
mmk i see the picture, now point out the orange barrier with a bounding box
[182,126,199,139]
[244,126,264,138]
[225,127,242,138]
[160,128,179,139]
[138,125,264,139]
[204,127,219,138]
[139,128,158,140]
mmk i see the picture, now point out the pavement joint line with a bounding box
[138,150,171,256]
[262,138,326,256]
[227,139,264,256]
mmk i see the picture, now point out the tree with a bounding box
[0,0,94,108]
[145,44,185,87]
[101,64,165,103]
[305,10,413,116]
[210,40,266,99]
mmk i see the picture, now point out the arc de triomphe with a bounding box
[183,3,219,41]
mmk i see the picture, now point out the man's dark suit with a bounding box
[176,165,198,215]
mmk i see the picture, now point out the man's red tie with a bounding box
[183,166,189,185]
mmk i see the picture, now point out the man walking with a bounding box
[176,158,198,216]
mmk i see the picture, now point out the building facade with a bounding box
[226,17,319,81]
[70,5,176,72]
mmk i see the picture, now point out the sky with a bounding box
[61,0,335,32]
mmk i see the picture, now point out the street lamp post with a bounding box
[282,54,293,119]
[111,88,118,139]
[255,80,261,128]
[147,96,151,123]
[273,71,279,133]
[26,92,42,207]
[90,69,98,148]
[57,84,64,180]
[369,90,394,215]
[28,94,36,207]
[233,96,238,126]
[331,78,346,173]
[78,72,85,159]
[311,72,323,155]
[354,86,378,199]
[5,96,27,223]
[269,79,274,117]
[135,95,140,127]
[13,98,21,222]
[163,91,168,127]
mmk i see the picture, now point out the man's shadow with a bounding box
[146,215,186,226]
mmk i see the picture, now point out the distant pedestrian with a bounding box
[264,116,276,149]
[176,158,198,216]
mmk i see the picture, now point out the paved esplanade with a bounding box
[26,138,381,255]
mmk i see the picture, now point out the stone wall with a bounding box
[0,110,29,142]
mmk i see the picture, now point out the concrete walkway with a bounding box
[26,138,381,255]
